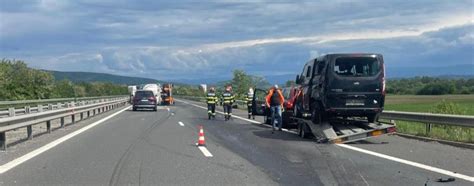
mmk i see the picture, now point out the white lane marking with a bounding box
[337,144,474,182]
[178,121,185,127]
[0,106,132,174]
[177,99,474,181]
[198,146,214,157]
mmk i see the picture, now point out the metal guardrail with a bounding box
[177,96,474,128]
[0,97,129,150]
[0,95,127,106]
[380,111,474,128]
[0,96,128,118]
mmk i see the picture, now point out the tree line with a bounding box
[387,77,474,95]
[174,69,272,100]
[0,59,128,101]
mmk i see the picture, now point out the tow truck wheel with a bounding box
[299,123,307,138]
[311,103,322,125]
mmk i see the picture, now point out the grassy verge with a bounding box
[385,95,474,115]
[385,94,474,143]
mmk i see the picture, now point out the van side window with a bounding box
[306,65,312,78]
[317,60,325,74]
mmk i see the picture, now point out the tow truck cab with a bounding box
[295,53,386,123]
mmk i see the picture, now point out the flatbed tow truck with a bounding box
[291,116,396,144]
[252,88,396,144]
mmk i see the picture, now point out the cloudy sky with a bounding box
[1,0,473,83]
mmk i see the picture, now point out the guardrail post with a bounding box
[426,123,432,135]
[0,132,6,151]
[48,104,53,111]
[87,110,90,118]
[80,112,84,121]
[71,114,76,124]
[60,117,65,128]
[8,108,15,117]
[37,105,43,112]
[27,125,33,140]
[46,120,51,133]
[24,106,30,114]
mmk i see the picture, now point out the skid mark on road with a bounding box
[177,99,474,182]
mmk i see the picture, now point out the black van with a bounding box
[294,53,386,123]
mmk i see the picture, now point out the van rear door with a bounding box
[326,55,385,109]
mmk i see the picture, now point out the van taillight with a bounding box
[381,64,386,95]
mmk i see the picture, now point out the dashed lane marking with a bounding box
[178,121,185,126]
[198,146,213,157]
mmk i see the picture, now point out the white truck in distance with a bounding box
[142,84,162,103]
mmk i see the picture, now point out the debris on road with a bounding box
[436,177,455,182]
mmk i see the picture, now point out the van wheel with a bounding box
[299,123,309,138]
[367,114,379,123]
[311,103,322,124]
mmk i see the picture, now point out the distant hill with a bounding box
[48,70,164,85]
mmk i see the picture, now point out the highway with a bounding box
[0,99,473,185]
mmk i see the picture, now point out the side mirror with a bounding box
[295,75,300,84]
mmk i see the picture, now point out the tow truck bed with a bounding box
[290,117,396,144]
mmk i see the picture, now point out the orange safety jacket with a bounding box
[266,88,285,107]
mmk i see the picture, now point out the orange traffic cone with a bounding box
[197,125,206,146]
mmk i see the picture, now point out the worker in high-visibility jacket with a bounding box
[222,85,235,121]
[246,88,254,119]
[266,85,285,133]
[206,87,218,119]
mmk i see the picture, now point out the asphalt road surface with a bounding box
[0,99,472,185]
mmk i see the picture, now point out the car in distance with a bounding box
[294,53,386,123]
[132,90,158,111]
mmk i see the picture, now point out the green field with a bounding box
[384,94,474,143]
[385,94,474,115]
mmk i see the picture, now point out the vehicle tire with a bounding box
[311,103,322,125]
[293,104,302,117]
[265,115,272,125]
[299,123,307,138]
[133,107,137,111]
[367,113,379,123]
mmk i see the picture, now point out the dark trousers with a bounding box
[207,104,216,115]
[247,105,252,115]
[223,104,232,116]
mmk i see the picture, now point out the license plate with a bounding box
[346,99,365,106]
[141,99,148,102]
